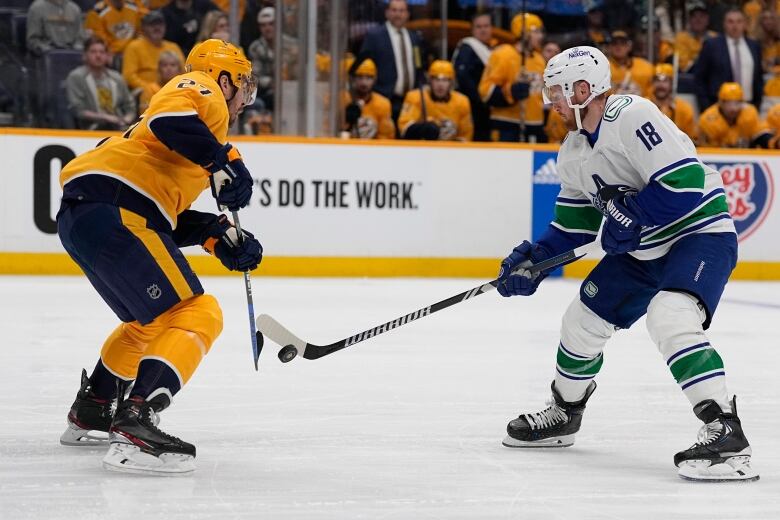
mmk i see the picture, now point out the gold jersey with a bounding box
[478,44,529,124]
[60,71,231,227]
[343,91,395,140]
[651,95,698,144]
[85,0,146,54]
[610,56,654,97]
[673,31,717,72]
[699,103,769,148]
[399,87,473,141]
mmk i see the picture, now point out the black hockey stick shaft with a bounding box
[257,242,598,361]
[231,210,261,371]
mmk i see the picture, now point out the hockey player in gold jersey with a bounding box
[478,13,544,142]
[343,59,396,140]
[699,82,773,148]
[57,40,262,475]
[649,64,698,143]
[399,60,473,141]
[766,102,780,148]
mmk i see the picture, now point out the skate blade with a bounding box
[678,453,759,483]
[502,434,574,448]
[102,442,195,476]
[60,423,108,446]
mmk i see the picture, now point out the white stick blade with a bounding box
[256,314,307,352]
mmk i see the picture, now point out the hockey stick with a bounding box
[257,241,599,363]
[231,210,263,371]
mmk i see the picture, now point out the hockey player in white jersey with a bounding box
[496,46,758,482]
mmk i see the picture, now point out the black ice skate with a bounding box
[674,397,759,482]
[60,369,113,446]
[503,381,596,448]
[102,394,196,475]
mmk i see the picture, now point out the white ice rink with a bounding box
[1,274,779,519]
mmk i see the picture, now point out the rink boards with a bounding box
[2,128,779,279]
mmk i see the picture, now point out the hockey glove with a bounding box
[203,214,263,272]
[496,240,550,297]
[404,121,440,140]
[208,143,253,211]
[601,194,646,255]
[509,81,530,102]
[345,102,362,127]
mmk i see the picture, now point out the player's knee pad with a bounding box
[560,298,616,358]
[165,294,223,353]
[646,291,706,354]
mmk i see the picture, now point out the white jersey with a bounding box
[552,95,734,261]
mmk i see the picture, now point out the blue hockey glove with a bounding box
[496,240,549,297]
[208,143,253,211]
[203,215,263,272]
[601,194,645,255]
[510,81,530,102]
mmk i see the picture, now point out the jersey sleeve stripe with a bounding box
[554,204,602,232]
[550,221,600,235]
[556,197,592,205]
[146,110,199,127]
[648,157,699,182]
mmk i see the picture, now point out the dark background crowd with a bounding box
[1,0,779,149]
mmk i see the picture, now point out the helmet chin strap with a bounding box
[567,92,598,130]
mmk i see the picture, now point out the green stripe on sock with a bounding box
[556,347,604,376]
[669,348,724,383]
[554,204,603,233]
[658,164,705,190]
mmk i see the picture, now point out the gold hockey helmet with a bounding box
[428,60,455,80]
[354,59,377,78]
[718,82,744,102]
[186,39,256,104]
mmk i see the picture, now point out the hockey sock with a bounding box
[554,299,614,402]
[554,342,604,402]
[647,291,731,413]
[88,359,126,400]
[130,295,222,401]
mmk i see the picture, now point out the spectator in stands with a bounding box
[248,7,281,110]
[243,109,273,135]
[196,10,230,44]
[398,60,472,142]
[699,82,772,148]
[763,63,780,104]
[478,13,543,142]
[541,40,561,62]
[696,7,763,112]
[162,0,221,56]
[66,36,136,130]
[343,59,395,140]
[607,30,653,97]
[213,0,245,22]
[649,64,698,143]
[583,3,609,49]
[123,10,185,91]
[84,0,146,58]
[353,0,425,123]
[27,0,85,56]
[673,2,717,73]
[756,10,780,72]
[138,49,184,113]
[453,13,493,142]
[764,100,780,147]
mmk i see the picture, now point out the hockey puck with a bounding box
[278,345,298,363]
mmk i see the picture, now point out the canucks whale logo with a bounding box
[707,161,774,242]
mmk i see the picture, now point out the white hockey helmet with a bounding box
[542,46,611,129]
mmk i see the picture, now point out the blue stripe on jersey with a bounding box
[639,188,725,238]
[556,197,592,205]
[559,342,589,359]
[636,180,703,226]
[680,371,725,390]
[637,214,733,250]
[556,367,595,381]
[648,157,699,182]
[666,342,711,366]
[537,223,597,258]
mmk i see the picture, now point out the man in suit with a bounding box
[695,7,763,111]
[453,13,493,142]
[353,0,425,123]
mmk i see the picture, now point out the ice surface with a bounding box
[1,275,778,519]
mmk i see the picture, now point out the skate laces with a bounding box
[523,399,568,430]
[141,406,183,444]
[694,420,723,446]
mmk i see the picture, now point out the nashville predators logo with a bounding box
[147,284,162,300]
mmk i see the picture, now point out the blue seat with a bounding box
[39,49,83,127]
